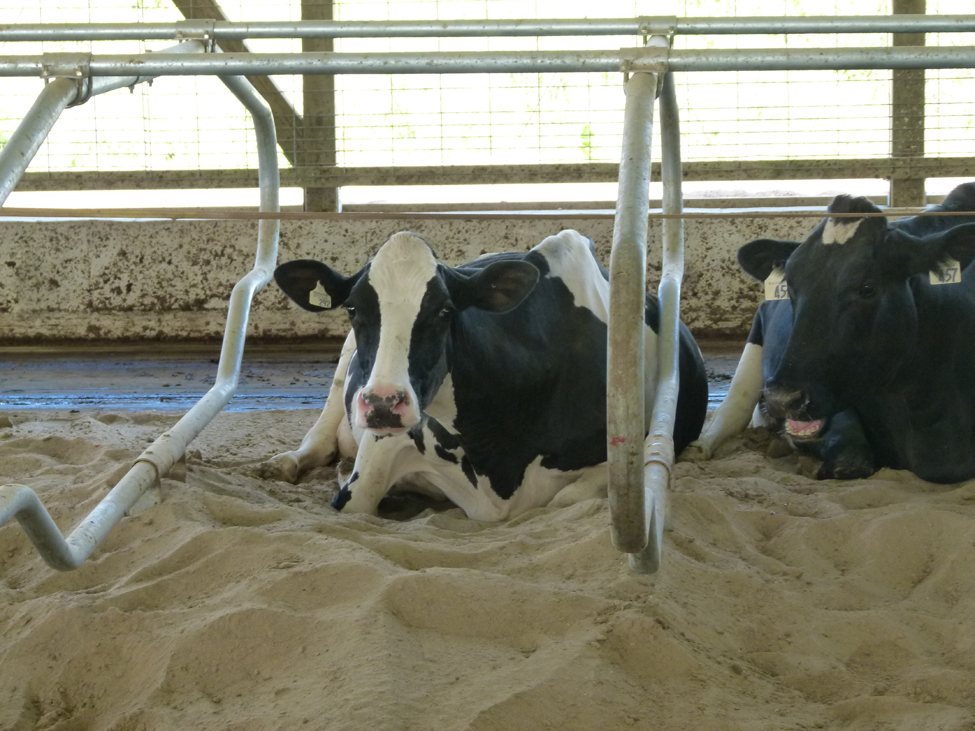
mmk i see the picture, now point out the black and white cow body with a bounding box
[689,182,975,482]
[270,230,708,520]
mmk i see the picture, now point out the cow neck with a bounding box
[900,274,969,407]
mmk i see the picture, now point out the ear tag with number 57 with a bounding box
[930,258,962,286]
[309,284,331,308]
[765,269,789,301]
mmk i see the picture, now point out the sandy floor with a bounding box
[2,403,975,731]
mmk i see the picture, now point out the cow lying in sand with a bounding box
[263,229,708,520]
[685,182,975,482]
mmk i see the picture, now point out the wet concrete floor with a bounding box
[0,343,741,412]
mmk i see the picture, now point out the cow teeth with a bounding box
[786,419,824,438]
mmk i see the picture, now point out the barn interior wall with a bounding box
[0,214,814,345]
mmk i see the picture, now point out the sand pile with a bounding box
[2,410,975,731]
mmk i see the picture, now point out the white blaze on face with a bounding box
[821,217,863,245]
[358,232,438,427]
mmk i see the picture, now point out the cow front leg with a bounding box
[331,433,416,515]
[811,409,875,480]
[260,331,358,483]
[682,342,764,461]
[548,465,609,508]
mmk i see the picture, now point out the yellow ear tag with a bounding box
[764,269,788,300]
[930,258,962,286]
[308,284,331,308]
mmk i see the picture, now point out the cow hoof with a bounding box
[819,457,874,481]
[678,440,712,462]
[258,452,300,483]
[331,485,352,510]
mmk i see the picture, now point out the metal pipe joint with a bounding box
[175,20,216,51]
[40,52,93,107]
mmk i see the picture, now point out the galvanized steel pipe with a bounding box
[1,15,973,42]
[630,72,684,575]
[0,79,77,207]
[607,70,657,554]
[2,46,975,77]
[0,72,279,571]
[0,40,204,207]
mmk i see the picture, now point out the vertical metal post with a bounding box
[890,0,926,207]
[302,0,339,212]
[607,70,657,554]
[630,71,683,574]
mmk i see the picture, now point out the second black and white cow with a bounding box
[687,182,975,482]
[265,230,709,519]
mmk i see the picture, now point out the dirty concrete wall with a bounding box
[0,214,815,345]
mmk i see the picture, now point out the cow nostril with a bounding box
[361,389,409,410]
[765,387,804,415]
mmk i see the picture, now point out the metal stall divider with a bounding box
[0,17,974,574]
[0,53,281,570]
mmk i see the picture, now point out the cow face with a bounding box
[275,232,539,434]
[739,195,975,441]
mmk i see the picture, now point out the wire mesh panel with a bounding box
[1,0,974,204]
[928,0,975,167]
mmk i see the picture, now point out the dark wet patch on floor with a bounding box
[0,343,739,412]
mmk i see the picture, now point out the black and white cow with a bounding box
[264,230,708,519]
[686,182,975,482]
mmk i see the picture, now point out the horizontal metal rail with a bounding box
[3,46,975,77]
[1,16,974,42]
[0,73,280,571]
[13,156,975,193]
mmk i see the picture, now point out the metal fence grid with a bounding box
[0,0,973,202]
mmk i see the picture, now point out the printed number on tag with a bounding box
[764,269,789,301]
[930,258,962,286]
[309,285,332,308]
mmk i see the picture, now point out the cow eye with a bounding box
[859,283,876,299]
[345,305,356,317]
[439,307,454,319]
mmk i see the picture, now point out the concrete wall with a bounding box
[0,213,815,345]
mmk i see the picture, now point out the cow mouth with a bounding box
[785,418,825,441]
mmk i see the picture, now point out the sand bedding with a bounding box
[2,409,975,731]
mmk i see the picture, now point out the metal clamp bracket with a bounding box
[40,52,93,107]
[638,16,678,46]
[175,19,217,52]
[619,44,669,88]
[644,435,675,479]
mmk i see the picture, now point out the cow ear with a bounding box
[443,260,540,313]
[897,223,975,278]
[737,239,801,282]
[274,259,361,312]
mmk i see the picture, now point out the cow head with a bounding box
[738,195,975,441]
[274,232,539,433]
